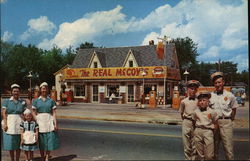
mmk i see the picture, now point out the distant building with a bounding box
[55,42,181,104]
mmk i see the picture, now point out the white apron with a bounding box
[1,114,22,134]
[23,131,36,144]
[36,113,54,133]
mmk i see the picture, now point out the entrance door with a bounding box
[92,85,99,102]
[128,85,134,102]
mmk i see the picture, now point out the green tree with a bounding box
[173,37,199,80]
[40,46,65,88]
[76,42,96,51]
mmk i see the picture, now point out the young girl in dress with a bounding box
[20,109,39,161]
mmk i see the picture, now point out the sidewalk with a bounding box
[56,102,249,128]
[56,103,182,125]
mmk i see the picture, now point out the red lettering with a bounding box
[103,69,107,76]
[99,69,103,76]
[108,69,112,76]
[93,69,98,77]
[116,69,122,76]
[127,69,131,76]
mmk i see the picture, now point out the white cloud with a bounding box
[227,54,249,72]
[28,16,56,33]
[0,0,7,3]
[199,46,220,59]
[35,0,248,70]
[1,31,13,41]
[141,32,159,45]
[20,16,56,41]
[38,5,129,49]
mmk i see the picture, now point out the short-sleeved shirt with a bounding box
[179,97,198,119]
[2,96,26,114]
[210,90,238,118]
[20,120,38,132]
[32,96,56,113]
[193,107,218,129]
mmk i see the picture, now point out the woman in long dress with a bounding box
[2,84,27,161]
[32,82,60,161]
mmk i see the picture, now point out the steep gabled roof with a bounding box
[71,44,178,68]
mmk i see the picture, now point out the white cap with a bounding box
[11,84,20,89]
[23,108,31,115]
[40,82,48,88]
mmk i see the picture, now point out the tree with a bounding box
[76,42,96,51]
[173,37,199,80]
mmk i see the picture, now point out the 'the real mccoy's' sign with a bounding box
[64,66,180,80]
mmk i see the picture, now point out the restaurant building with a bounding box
[55,42,181,104]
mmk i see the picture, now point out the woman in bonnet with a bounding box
[2,84,27,161]
[32,82,60,161]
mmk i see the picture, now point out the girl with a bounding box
[20,108,39,161]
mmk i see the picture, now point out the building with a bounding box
[55,43,181,104]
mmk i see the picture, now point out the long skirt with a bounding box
[39,131,60,151]
[2,132,21,150]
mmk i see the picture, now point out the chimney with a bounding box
[149,40,154,45]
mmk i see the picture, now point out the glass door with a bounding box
[92,85,99,102]
[128,85,134,102]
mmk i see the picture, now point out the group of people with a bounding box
[180,71,238,160]
[2,82,60,161]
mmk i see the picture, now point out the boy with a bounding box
[193,91,218,160]
[179,80,200,160]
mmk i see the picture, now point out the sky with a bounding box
[0,0,248,72]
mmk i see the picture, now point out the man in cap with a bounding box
[210,72,238,160]
[179,80,200,160]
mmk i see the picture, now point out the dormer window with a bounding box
[94,62,98,68]
[129,61,133,67]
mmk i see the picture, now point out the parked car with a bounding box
[236,96,245,106]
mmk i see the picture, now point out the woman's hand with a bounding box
[20,139,24,145]
[3,123,8,132]
[54,125,58,131]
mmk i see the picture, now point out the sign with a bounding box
[119,86,126,93]
[64,66,178,80]
[99,86,105,93]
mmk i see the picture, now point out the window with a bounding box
[107,85,119,97]
[74,85,85,96]
[129,60,133,67]
[94,62,98,68]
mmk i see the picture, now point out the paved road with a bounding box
[50,119,249,160]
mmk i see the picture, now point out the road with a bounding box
[50,119,250,160]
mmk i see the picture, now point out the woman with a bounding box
[2,84,27,161]
[32,82,60,161]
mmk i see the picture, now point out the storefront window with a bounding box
[74,85,85,96]
[107,85,119,97]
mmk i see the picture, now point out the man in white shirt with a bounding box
[210,72,238,160]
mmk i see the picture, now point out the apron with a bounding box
[36,113,55,133]
[1,114,22,134]
[23,131,36,144]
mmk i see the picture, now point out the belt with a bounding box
[219,116,231,119]
[183,117,194,121]
[196,126,213,131]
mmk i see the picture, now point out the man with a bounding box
[179,80,200,160]
[210,72,238,160]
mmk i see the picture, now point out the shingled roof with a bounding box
[71,43,177,68]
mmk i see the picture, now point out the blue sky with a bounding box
[1,0,248,72]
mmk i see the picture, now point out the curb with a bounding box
[57,115,182,125]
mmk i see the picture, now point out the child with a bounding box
[192,91,218,160]
[20,109,39,161]
[179,80,200,160]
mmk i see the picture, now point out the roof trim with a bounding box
[122,49,139,67]
[53,64,70,75]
